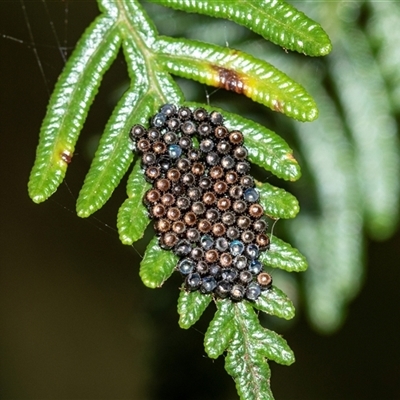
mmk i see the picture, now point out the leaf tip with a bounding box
[119,234,134,246]
[28,189,47,204]
[76,206,91,219]
[306,106,319,122]
[319,41,333,57]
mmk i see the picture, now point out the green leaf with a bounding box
[253,286,295,320]
[117,160,151,245]
[204,299,235,358]
[236,302,294,365]
[226,331,274,400]
[178,290,212,329]
[28,15,121,203]
[185,102,301,181]
[158,37,318,121]
[139,236,178,288]
[259,236,308,272]
[225,302,294,400]
[76,88,145,218]
[149,0,332,56]
[255,328,295,366]
[257,181,299,219]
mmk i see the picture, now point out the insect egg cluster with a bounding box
[130,104,272,301]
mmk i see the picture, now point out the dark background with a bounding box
[1,2,399,399]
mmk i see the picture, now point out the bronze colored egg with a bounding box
[145,189,161,203]
[203,192,216,205]
[156,178,171,192]
[217,197,231,211]
[212,223,226,237]
[172,221,186,234]
[210,166,224,180]
[152,204,166,218]
[257,272,272,288]
[188,149,200,160]
[167,168,181,182]
[220,253,233,267]
[161,232,178,248]
[205,249,219,263]
[229,130,244,145]
[192,162,205,175]
[137,138,151,152]
[214,181,228,194]
[249,204,264,218]
[184,212,197,226]
[161,193,175,207]
[156,219,171,233]
[198,219,212,233]
[153,141,167,154]
[225,171,238,184]
[167,118,180,131]
[256,233,270,249]
[167,207,181,221]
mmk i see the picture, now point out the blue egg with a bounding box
[178,258,195,275]
[249,260,262,274]
[246,283,262,301]
[168,144,182,159]
[244,188,259,202]
[200,276,217,294]
[230,240,245,256]
[152,112,166,127]
[200,234,214,250]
